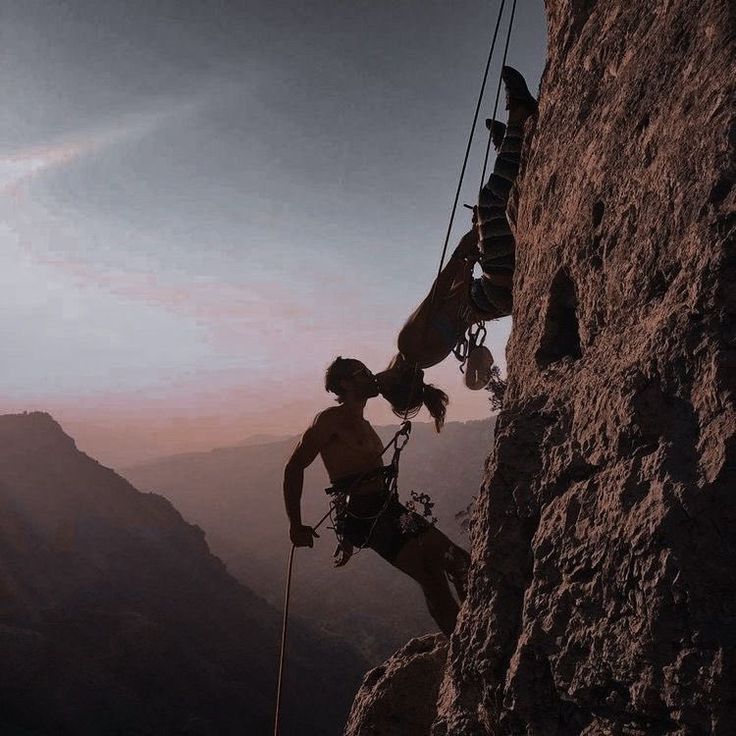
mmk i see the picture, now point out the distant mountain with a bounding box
[238,432,293,447]
[0,412,366,736]
[123,418,495,664]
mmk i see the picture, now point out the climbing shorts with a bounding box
[327,468,430,563]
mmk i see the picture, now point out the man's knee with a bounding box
[418,568,451,596]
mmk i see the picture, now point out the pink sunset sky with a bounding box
[3,1,546,467]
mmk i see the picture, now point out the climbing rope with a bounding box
[430,0,507,300]
[479,0,518,188]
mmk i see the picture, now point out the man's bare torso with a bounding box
[318,406,385,494]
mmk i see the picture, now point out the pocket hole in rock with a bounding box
[535,269,582,368]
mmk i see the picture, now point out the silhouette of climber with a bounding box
[283,357,470,636]
[379,66,537,412]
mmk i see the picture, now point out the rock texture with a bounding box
[345,634,447,736]
[0,412,365,735]
[433,1,736,734]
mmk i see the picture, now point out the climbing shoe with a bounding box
[501,65,538,114]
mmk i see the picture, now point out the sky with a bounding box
[2,0,547,466]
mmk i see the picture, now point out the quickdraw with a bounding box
[453,320,488,373]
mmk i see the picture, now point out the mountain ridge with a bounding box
[0,410,365,735]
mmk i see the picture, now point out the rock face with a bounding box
[433,1,736,735]
[345,634,447,736]
[0,412,365,735]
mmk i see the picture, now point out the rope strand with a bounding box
[273,544,295,736]
[431,0,507,291]
[479,0,518,188]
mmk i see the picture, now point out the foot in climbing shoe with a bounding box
[502,65,537,118]
[485,118,506,150]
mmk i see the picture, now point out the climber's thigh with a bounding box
[417,526,455,561]
[392,535,436,586]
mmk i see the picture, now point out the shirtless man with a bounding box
[283,356,470,636]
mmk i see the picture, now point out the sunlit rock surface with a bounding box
[345,634,447,736]
[430,0,735,734]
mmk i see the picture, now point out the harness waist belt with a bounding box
[326,466,393,495]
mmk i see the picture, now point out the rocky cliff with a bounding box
[345,635,448,736]
[0,412,364,735]
[347,1,736,734]
[436,1,736,734]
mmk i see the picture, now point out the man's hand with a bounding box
[290,523,319,548]
[333,541,353,567]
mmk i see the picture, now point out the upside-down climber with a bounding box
[283,357,470,636]
[379,66,537,420]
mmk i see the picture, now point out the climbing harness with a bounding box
[324,420,436,555]
[405,491,438,526]
[452,321,488,367]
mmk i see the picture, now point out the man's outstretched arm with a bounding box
[283,414,330,547]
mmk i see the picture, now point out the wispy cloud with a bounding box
[0,99,202,195]
[34,255,305,328]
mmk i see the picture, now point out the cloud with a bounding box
[0,99,202,195]
[34,255,305,329]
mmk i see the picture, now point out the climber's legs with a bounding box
[444,542,471,601]
[392,527,470,636]
[477,120,523,263]
[470,66,536,318]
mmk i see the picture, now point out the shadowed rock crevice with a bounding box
[535,269,582,368]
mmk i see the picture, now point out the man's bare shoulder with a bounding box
[285,407,343,468]
[305,405,345,438]
[311,405,344,426]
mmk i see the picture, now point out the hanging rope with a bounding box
[479,0,518,188]
[431,0,507,294]
[273,544,294,736]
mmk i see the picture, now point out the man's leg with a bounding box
[392,533,460,636]
[391,527,471,636]
[415,526,470,602]
[443,539,471,601]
